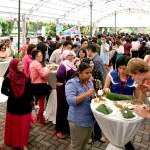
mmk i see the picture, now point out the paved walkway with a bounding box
[0,102,149,150]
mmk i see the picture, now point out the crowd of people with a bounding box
[0,33,150,150]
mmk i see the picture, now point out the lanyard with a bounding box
[118,74,128,94]
[79,80,92,99]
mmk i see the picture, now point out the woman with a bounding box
[104,55,145,150]
[82,58,105,144]
[65,62,95,150]
[1,58,34,150]
[29,50,51,124]
[115,40,124,61]
[0,43,9,58]
[123,38,131,56]
[130,36,141,58]
[22,44,36,78]
[55,50,77,138]
[76,48,87,67]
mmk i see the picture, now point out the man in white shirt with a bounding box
[49,41,72,64]
[100,35,110,81]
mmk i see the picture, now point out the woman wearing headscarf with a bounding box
[1,58,34,150]
[55,50,77,138]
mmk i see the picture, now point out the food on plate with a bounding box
[94,97,105,104]
[106,92,136,101]
[96,104,112,115]
[120,108,135,118]
[47,64,58,70]
[114,102,124,109]
[114,101,142,110]
[51,65,58,70]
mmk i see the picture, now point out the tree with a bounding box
[45,23,56,37]
[1,21,14,36]
[26,22,42,36]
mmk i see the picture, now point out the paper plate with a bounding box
[115,110,138,120]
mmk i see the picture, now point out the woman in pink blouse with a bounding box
[30,50,51,124]
[22,44,36,78]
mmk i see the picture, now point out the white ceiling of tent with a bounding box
[1,0,150,27]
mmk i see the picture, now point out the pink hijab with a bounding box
[7,58,27,98]
[60,50,77,71]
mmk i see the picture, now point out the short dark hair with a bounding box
[31,50,41,59]
[76,38,80,42]
[81,38,88,44]
[77,48,87,58]
[116,55,131,70]
[26,37,30,40]
[37,36,43,42]
[63,41,72,47]
[66,36,71,42]
[82,57,92,64]
[27,44,36,54]
[87,44,97,53]
[72,44,77,49]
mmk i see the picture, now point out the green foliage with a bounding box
[26,22,42,36]
[45,23,56,37]
[80,26,90,35]
[1,21,14,36]
[14,52,23,60]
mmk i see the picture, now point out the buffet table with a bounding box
[91,99,145,150]
[0,58,12,102]
[0,58,12,77]
[44,70,57,124]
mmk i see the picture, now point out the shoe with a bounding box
[54,131,58,135]
[88,139,93,144]
[56,131,65,139]
[39,119,49,125]
[100,136,106,143]
[23,146,28,150]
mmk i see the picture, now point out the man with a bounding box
[46,37,55,59]
[37,36,47,64]
[127,58,150,119]
[81,38,88,49]
[5,39,14,57]
[49,41,72,64]
[87,44,104,86]
[100,35,110,81]
[20,37,30,56]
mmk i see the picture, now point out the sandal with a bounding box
[88,139,93,144]
[100,136,106,143]
[56,131,65,139]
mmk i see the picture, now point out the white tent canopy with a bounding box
[1,0,150,27]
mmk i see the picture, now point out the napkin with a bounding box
[120,108,135,118]
[96,104,112,115]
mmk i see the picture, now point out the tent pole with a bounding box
[114,12,116,34]
[18,0,21,53]
[90,1,93,37]
[22,15,26,45]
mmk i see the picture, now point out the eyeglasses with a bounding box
[1,47,6,49]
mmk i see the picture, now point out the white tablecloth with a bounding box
[91,100,145,150]
[0,58,12,77]
[0,58,12,102]
[44,70,57,124]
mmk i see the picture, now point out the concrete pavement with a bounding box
[0,102,149,150]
